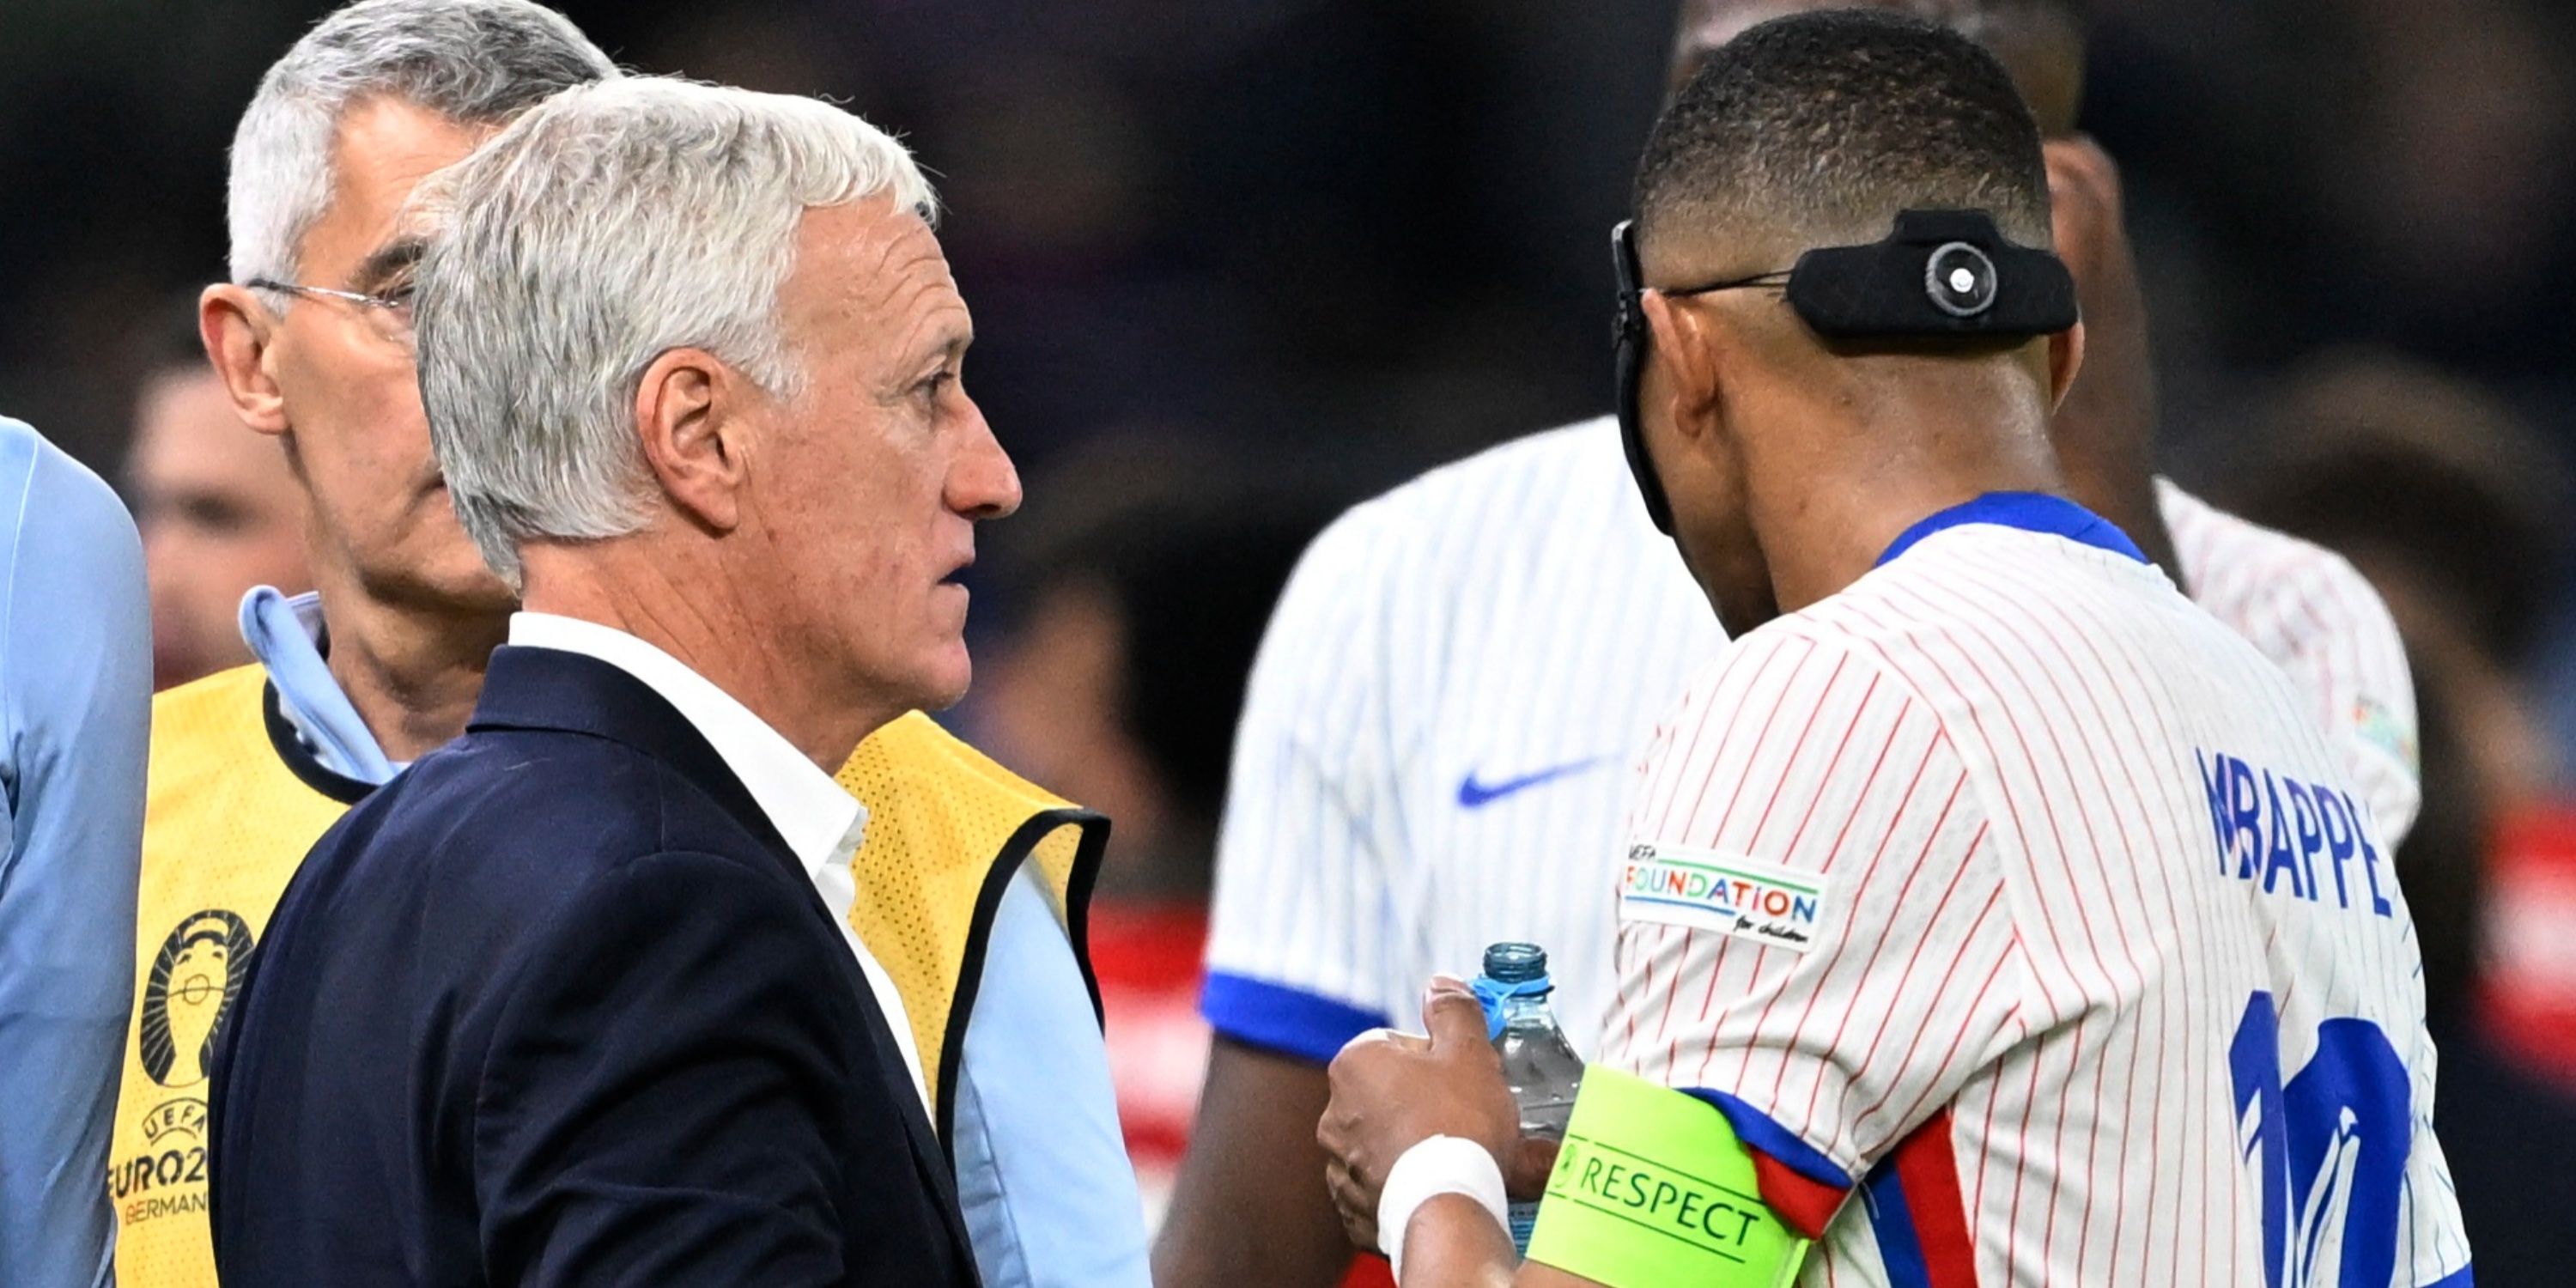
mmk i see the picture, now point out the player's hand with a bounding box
[1317,976,1526,1251]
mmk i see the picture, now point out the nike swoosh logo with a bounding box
[1457,757,1611,809]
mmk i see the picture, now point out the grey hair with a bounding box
[227,0,615,293]
[413,76,939,590]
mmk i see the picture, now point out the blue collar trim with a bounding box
[1874,490,2148,568]
[240,586,400,785]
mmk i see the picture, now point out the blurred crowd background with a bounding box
[12,0,2576,1278]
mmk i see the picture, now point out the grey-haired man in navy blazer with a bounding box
[210,75,1022,1287]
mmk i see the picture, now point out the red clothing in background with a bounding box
[1091,900,1211,1220]
[1089,901,1394,1288]
[2483,803,2576,1091]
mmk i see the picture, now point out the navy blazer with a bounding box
[208,646,978,1286]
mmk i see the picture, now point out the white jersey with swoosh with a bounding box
[1201,421,1718,1057]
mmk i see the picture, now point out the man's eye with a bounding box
[919,371,957,399]
[177,495,252,534]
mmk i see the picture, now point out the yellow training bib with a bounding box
[109,667,1096,1287]
[109,665,361,1288]
[835,711,1104,1128]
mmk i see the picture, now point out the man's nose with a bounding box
[948,399,1021,521]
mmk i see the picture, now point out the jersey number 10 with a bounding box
[2229,991,2411,1288]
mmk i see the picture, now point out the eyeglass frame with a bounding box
[243,276,417,343]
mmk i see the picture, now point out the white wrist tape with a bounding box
[1376,1134,1510,1282]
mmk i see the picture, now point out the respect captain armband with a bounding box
[1525,1068,1814,1288]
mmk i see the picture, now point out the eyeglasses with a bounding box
[246,276,416,349]
[1658,268,1795,300]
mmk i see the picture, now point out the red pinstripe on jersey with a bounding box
[1604,514,2468,1285]
[1198,422,2443,1281]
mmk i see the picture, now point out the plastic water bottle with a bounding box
[1478,941,1585,1255]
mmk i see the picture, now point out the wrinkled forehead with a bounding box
[305,99,488,275]
[785,199,970,358]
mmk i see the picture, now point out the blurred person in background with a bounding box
[115,3,1145,1285]
[2221,348,2576,1285]
[0,416,149,1288]
[2226,354,2567,816]
[973,439,1341,1224]
[1156,3,2425,1285]
[125,312,310,690]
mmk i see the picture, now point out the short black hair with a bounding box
[1637,9,2054,264]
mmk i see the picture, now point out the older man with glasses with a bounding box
[113,9,607,1282]
[119,3,1145,1286]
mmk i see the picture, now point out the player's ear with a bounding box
[1643,290,1725,453]
[201,284,289,437]
[634,347,750,534]
[2045,319,2087,412]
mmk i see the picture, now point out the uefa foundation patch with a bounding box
[1619,843,1832,953]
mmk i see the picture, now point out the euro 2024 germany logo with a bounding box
[135,909,254,1145]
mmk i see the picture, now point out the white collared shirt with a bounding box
[507,611,928,1108]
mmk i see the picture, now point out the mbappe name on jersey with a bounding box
[2196,748,2395,917]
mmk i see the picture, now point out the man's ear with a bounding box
[634,347,750,534]
[1642,289,1724,453]
[2046,319,2088,412]
[201,284,289,436]
[2042,135,2123,270]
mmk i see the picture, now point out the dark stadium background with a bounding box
[11,1,2571,489]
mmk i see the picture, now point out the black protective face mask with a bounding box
[1611,209,2079,535]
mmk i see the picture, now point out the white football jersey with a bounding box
[1200,418,2422,1069]
[1603,501,2467,1286]
[1201,421,1716,1058]
[2159,479,2421,848]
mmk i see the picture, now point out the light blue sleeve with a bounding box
[0,420,149,1288]
[950,866,1151,1288]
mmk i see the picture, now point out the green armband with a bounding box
[1524,1067,1813,1288]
